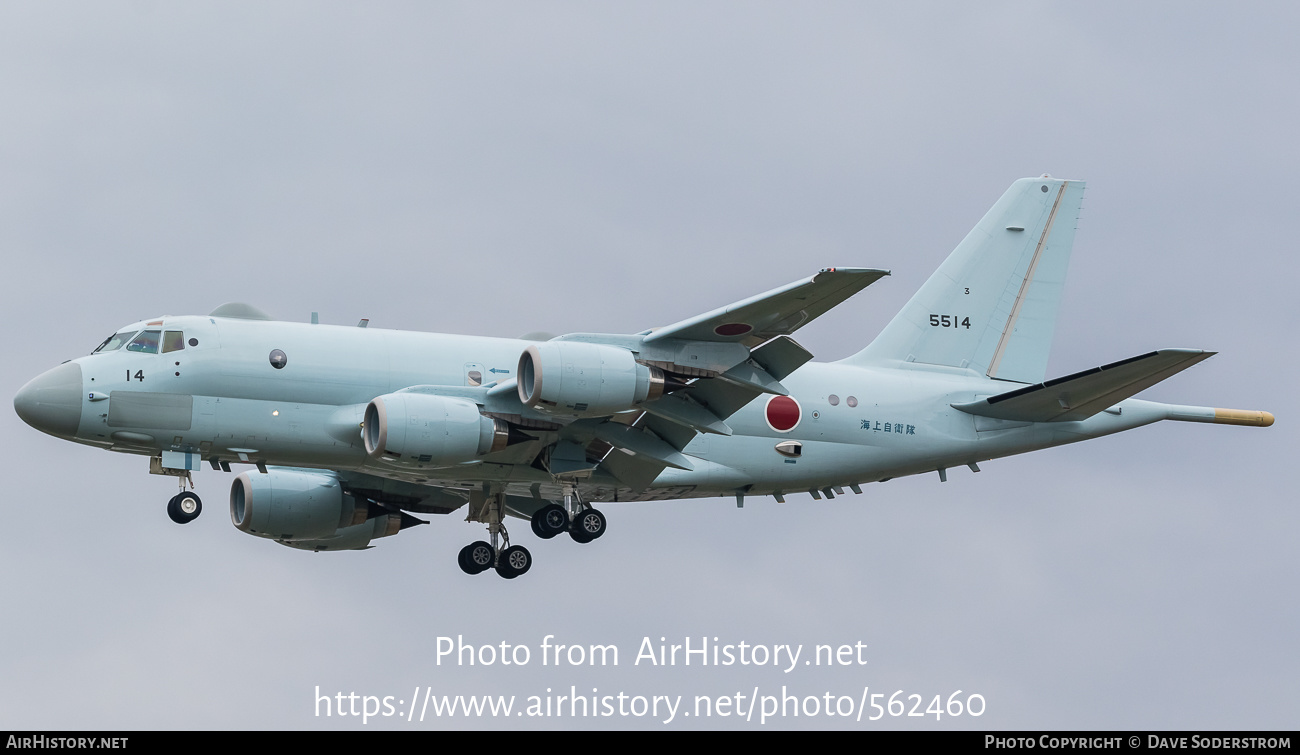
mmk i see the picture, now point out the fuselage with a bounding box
[16,313,1168,504]
[14,178,1272,573]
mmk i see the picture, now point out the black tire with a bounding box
[531,504,568,539]
[568,525,593,544]
[168,492,202,524]
[460,541,495,575]
[572,508,606,541]
[496,545,531,579]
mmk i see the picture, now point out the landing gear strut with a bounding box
[460,485,609,578]
[459,486,532,579]
[166,471,201,524]
[560,484,606,543]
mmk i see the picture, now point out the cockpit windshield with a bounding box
[92,330,139,355]
[125,330,162,354]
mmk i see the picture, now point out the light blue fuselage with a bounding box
[15,177,1271,569]
[57,313,1162,503]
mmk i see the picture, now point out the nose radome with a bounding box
[14,362,83,438]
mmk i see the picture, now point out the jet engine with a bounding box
[229,469,419,551]
[517,342,672,417]
[363,393,523,464]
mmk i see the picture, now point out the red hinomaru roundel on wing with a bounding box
[765,395,801,432]
[713,323,753,337]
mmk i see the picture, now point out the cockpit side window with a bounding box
[125,330,162,354]
[92,330,139,355]
[162,331,185,353]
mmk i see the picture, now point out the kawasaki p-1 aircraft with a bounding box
[14,177,1273,579]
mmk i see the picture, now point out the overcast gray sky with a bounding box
[1,1,1296,730]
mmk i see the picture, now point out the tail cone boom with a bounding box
[1165,405,1275,427]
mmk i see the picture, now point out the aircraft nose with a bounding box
[14,361,84,438]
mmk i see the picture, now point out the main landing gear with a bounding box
[458,540,532,579]
[458,485,607,578]
[166,470,202,524]
[459,486,533,579]
[529,487,607,543]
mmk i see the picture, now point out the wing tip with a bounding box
[816,267,890,276]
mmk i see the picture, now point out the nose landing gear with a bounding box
[167,491,202,524]
[152,456,202,524]
[165,469,201,524]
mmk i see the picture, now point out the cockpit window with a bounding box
[92,330,138,354]
[125,330,162,354]
[162,331,185,353]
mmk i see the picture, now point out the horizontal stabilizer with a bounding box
[952,349,1215,423]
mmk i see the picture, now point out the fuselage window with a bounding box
[126,330,162,354]
[92,330,138,355]
[162,331,185,353]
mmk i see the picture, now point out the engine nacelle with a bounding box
[229,469,414,551]
[275,516,406,552]
[229,469,365,541]
[363,393,511,464]
[517,342,667,417]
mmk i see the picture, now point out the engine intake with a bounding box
[229,469,423,551]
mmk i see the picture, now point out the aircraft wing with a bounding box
[643,268,889,348]
[588,269,884,488]
[362,269,889,495]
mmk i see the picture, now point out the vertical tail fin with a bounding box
[845,176,1085,384]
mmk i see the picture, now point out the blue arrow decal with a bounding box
[489,368,510,375]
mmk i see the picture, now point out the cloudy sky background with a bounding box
[1,1,1295,729]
